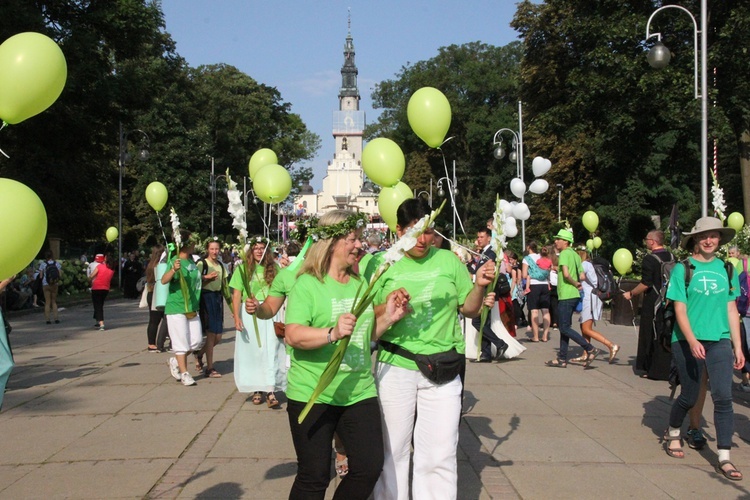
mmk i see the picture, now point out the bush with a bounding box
[59,259,90,295]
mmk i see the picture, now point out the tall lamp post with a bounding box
[437,160,458,239]
[209,157,231,237]
[118,122,149,289]
[556,184,564,222]
[645,1,708,217]
[492,100,526,248]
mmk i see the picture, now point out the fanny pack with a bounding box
[379,340,464,385]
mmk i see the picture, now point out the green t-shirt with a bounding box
[164,258,201,315]
[197,259,225,292]
[373,247,473,370]
[268,266,297,298]
[557,247,582,300]
[285,273,376,406]
[358,252,373,277]
[228,263,275,301]
[362,252,385,283]
[666,257,738,342]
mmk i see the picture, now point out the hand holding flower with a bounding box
[384,288,411,326]
[475,261,496,287]
[483,292,496,309]
[244,296,260,315]
[333,312,357,341]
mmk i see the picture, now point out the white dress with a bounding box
[580,261,603,323]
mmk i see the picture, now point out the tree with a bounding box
[367,42,523,234]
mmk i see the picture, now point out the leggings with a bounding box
[91,289,108,323]
[287,397,383,500]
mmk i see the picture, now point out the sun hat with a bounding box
[679,216,735,249]
[553,229,573,244]
[95,254,105,263]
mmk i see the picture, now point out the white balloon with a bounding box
[499,199,513,216]
[532,157,552,177]
[504,216,516,230]
[510,178,526,199]
[529,178,549,194]
[512,202,531,221]
[504,222,518,238]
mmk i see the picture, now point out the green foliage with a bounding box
[59,259,90,295]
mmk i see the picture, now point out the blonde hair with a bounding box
[299,210,359,282]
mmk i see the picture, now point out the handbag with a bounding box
[379,340,464,384]
[273,321,285,338]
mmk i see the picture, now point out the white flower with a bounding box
[711,171,726,221]
[170,208,182,248]
[225,171,248,245]
[384,235,417,265]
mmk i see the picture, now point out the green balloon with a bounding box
[248,148,278,181]
[378,185,411,232]
[407,87,452,148]
[145,181,168,212]
[727,212,745,232]
[106,226,118,243]
[612,248,633,276]
[253,164,292,204]
[593,236,602,249]
[0,32,67,125]
[582,210,599,233]
[393,181,412,201]
[586,239,594,251]
[362,138,405,188]
[0,178,48,280]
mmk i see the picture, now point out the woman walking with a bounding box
[663,217,744,481]
[372,198,494,500]
[230,236,285,407]
[162,231,202,387]
[89,254,115,331]
[145,245,166,352]
[284,210,409,499]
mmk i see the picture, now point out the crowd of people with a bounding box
[4,205,750,493]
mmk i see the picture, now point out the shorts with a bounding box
[200,290,224,334]
[526,283,550,310]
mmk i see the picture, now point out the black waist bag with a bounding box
[379,340,464,385]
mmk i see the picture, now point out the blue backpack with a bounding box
[737,259,749,317]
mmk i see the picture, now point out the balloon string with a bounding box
[439,150,466,237]
[156,212,168,246]
[434,229,481,258]
[0,123,8,158]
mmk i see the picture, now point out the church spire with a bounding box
[340,9,359,98]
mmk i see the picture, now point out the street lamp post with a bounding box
[557,184,564,222]
[492,101,526,248]
[437,160,459,239]
[118,122,149,289]
[414,178,433,207]
[645,0,708,217]
[209,157,231,238]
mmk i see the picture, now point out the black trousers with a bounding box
[287,397,383,500]
[472,316,507,359]
[146,292,168,349]
[91,290,108,322]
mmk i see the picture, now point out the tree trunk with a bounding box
[741,130,750,219]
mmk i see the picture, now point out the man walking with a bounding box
[622,230,674,380]
[470,228,508,362]
[545,229,598,367]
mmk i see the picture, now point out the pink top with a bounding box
[536,257,553,271]
[92,265,115,291]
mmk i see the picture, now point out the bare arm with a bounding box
[459,260,494,318]
[256,295,285,319]
[232,288,244,331]
[728,300,745,369]
[286,313,356,350]
[674,301,703,359]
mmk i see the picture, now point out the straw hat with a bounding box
[679,216,735,249]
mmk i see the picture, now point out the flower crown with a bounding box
[308,212,369,242]
[248,235,271,246]
[290,216,318,242]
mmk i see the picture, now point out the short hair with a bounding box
[285,241,301,257]
[396,198,430,229]
[477,228,491,238]
[648,230,665,245]
[367,233,381,246]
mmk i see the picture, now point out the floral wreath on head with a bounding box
[290,216,318,242]
[308,212,369,242]
[245,235,271,251]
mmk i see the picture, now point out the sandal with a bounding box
[663,434,685,459]
[266,392,280,408]
[334,449,349,477]
[544,359,567,368]
[583,348,600,369]
[251,392,263,405]
[715,460,743,481]
[608,344,620,364]
[204,368,222,378]
[569,354,589,364]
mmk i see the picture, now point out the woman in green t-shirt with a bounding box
[664,217,744,481]
[161,231,202,387]
[230,236,284,408]
[284,210,409,499]
[372,198,495,500]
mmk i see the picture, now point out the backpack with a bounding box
[45,260,60,285]
[590,256,616,301]
[737,259,750,317]
[494,273,511,297]
[523,255,549,281]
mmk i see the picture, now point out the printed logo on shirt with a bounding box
[690,269,729,296]
[330,297,368,372]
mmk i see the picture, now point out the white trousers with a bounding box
[166,314,203,355]
[374,363,461,500]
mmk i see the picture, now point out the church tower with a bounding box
[297,13,378,217]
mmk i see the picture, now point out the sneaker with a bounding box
[99,325,105,331]
[167,357,181,381]
[180,372,196,386]
[93,324,100,329]
[54,320,60,324]
[686,428,706,450]
[739,382,750,393]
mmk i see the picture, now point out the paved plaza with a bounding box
[1,299,750,499]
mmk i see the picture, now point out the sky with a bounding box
[159,0,525,190]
